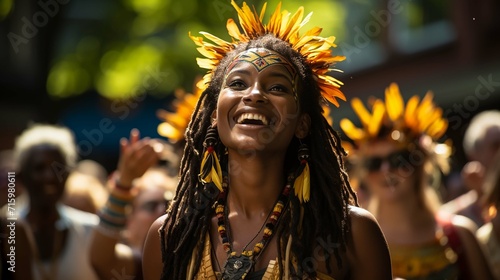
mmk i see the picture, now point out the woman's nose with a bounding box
[379,160,391,173]
[243,84,268,104]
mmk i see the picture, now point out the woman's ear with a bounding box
[211,110,217,127]
[295,113,311,139]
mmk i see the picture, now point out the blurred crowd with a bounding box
[0,89,499,280]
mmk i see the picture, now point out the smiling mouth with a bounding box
[43,184,58,195]
[236,113,270,125]
[384,173,403,187]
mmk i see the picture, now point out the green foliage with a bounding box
[46,0,348,100]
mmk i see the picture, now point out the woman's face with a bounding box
[361,140,420,201]
[19,145,68,207]
[216,48,308,155]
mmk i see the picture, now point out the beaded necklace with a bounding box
[216,174,293,279]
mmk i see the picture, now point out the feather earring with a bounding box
[294,143,310,203]
[199,126,223,192]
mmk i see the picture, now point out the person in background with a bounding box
[122,166,176,254]
[476,149,500,279]
[89,129,177,280]
[341,83,493,279]
[143,1,392,279]
[440,110,500,227]
[12,123,99,280]
[62,170,108,214]
[342,141,371,209]
[0,149,33,279]
[0,217,33,279]
[74,159,109,187]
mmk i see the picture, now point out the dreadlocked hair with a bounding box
[159,34,358,279]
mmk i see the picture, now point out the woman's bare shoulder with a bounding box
[448,214,495,279]
[348,205,373,217]
[347,206,387,246]
[143,214,168,280]
[151,213,168,231]
[345,205,392,280]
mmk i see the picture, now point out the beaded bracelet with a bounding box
[97,190,134,237]
[109,171,132,191]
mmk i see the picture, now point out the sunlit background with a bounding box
[1,0,499,174]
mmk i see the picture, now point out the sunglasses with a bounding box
[363,150,413,172]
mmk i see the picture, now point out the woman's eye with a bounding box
[228,80,247,89]
[269,85,289,93]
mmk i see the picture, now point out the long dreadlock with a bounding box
[159,34,358,279]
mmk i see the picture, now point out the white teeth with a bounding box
[237,113,269,125]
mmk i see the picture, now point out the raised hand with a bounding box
[115,129,160,189]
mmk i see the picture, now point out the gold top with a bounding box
[390,227,459,279]
[189,0,345,107]
[191,233,335,280]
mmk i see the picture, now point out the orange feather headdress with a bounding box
[340,83,452,172]
[189,0,346,107]
[157,82,202,143]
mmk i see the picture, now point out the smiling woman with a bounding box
[340,83,494,280]
[218,47,303,155]
[142,1,392,279]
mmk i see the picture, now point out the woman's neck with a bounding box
[226,151,285,219]
[374,196,435,235]
[27,203,60,230]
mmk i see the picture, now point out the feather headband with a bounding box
[189,0,346,107]
[340,83,449,143]
[340,82,452,172]
[157,82,202,143]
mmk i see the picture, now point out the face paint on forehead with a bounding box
[224,48,299,100]
[225,48,297,77]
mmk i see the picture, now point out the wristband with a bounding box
[111,171,132,191]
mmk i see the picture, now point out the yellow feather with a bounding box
[416,93,435,132]
[267,2,282,34]
[351,98,372,128]
[200,150,209,172]
[157,123,183,141]
[303,163,310,202]
[339,119,366,141]
[210,166,223,192]
[322,91,340,107]
[258,2,267,22]
[385,83,404,121]
[293,163,310,204]
[322,104,333,126]
[279,11,291,38]
[280,7,304,41]
[199,32,230,48]
[323,74,344,85]
[184,95,199,109]
[404,95,420,130]
[227,19,243,40]
[200,150,223,192]
[300,12,313,29]
[294,177,303,203]
[427,119,448,139]
[294,35,313,50]
[421,107,443,132]
[197,47,218,60]
[196,58,215,70]
[368,100,385,137]
[165,113,187,128]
